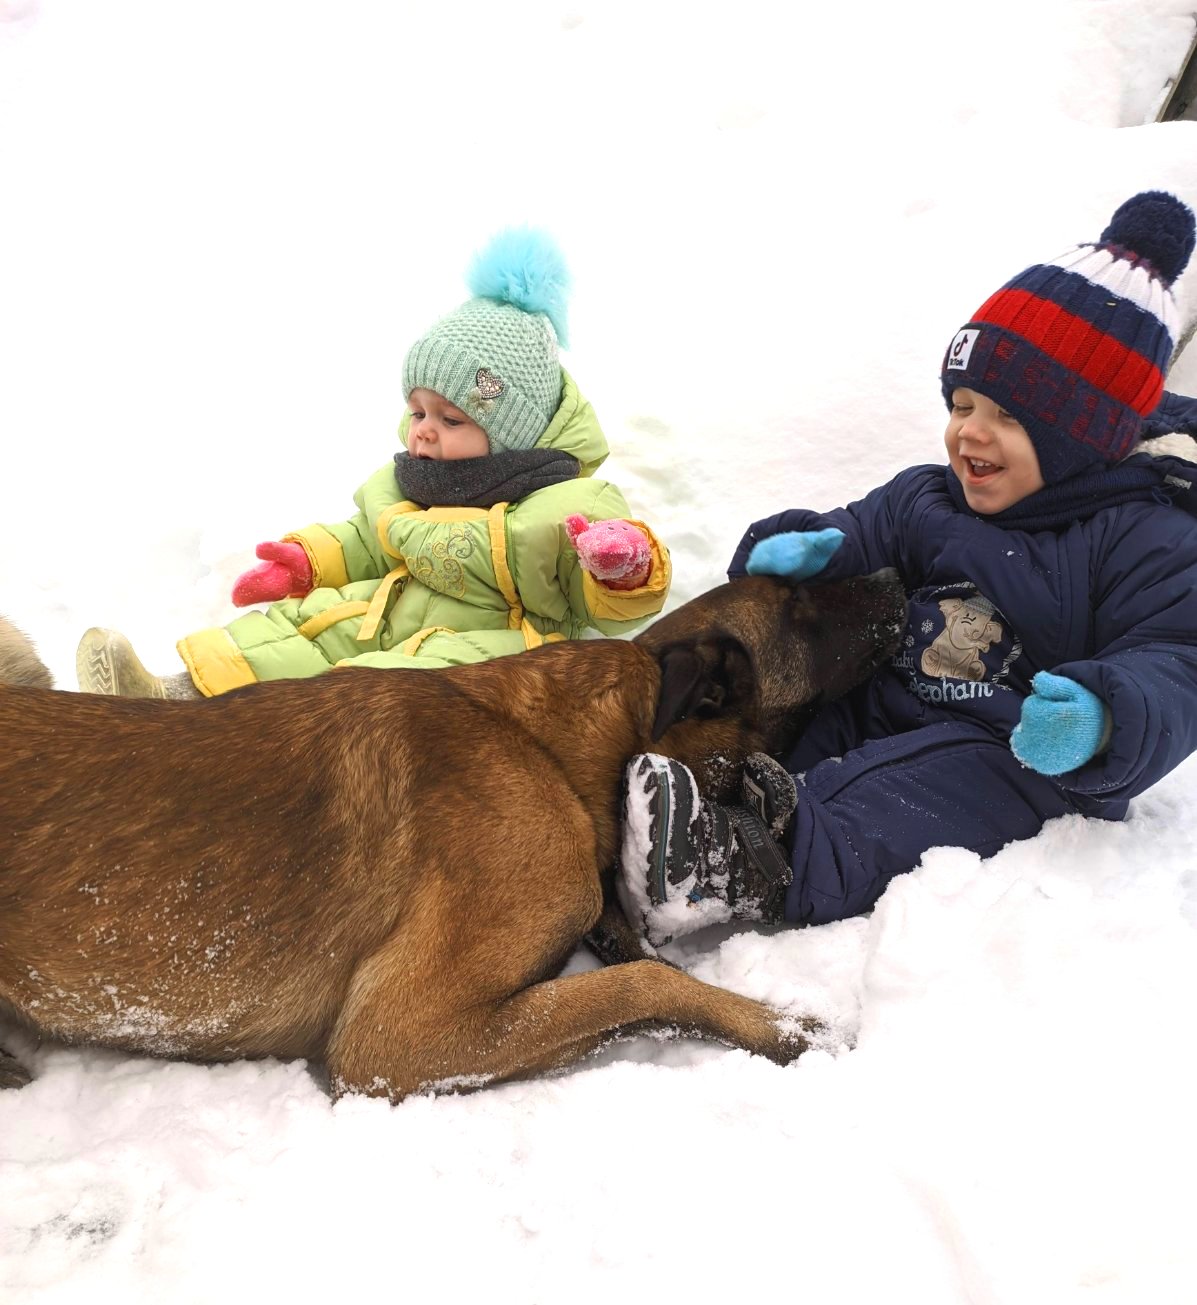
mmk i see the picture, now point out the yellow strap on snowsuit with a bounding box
[357,500,554,652]
[357,563,410,642]
[399,625,459,657]
[299,602,371,640]
[486,503,549,651]
[487,502,522,630]
[375,500,422,559]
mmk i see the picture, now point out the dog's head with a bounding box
[634,570,906,796]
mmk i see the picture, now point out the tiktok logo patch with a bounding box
[946,328,977,370]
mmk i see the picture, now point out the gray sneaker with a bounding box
[75,628,198,699]
[617,753,794,946]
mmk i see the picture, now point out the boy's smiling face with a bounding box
[406,388,490,460]
[945,388,1046,513]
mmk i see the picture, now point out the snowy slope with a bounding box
[3,2,1197,1301]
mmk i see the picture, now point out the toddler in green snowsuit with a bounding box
[77,230,671,699]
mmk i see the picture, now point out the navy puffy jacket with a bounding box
[729,395,1197,806]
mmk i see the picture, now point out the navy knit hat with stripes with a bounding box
[941,191,1196,484]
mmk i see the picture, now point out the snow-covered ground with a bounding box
[3,2,1197,1300]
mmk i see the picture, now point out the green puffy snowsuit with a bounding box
[177,373,671,696]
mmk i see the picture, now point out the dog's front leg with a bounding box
[0,1046,32,1090]
[583,872,672,967]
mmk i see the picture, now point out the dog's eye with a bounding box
[787,587,817,622]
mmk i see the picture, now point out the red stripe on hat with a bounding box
[974,287,1163,412]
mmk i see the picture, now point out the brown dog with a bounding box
[0,570,904,1098]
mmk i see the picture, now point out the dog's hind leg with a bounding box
[327,929,817,1101]
[467,961,817,1084]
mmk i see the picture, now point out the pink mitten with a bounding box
[231,540,313,607]
[565,515,652,590]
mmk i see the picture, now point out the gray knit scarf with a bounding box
[394,449,580,508]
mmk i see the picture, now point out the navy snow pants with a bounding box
[779,705,1127,926]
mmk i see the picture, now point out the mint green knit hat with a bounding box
[402,229,571,453]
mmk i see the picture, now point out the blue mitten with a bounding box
[1010,671,1111,775]
[746,528,845,582]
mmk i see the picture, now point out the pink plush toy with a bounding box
[232,541,314,607]
[565,515,652,590]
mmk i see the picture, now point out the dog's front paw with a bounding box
[0,1048,32,1090]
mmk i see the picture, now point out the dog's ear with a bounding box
[651,637,755,741]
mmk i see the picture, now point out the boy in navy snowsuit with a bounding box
[618,190,1197,947]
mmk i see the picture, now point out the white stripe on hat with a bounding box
[1048,245,1179,337]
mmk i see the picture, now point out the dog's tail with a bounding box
[0,616,54,689]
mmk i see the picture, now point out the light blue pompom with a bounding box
[466,228,571,347]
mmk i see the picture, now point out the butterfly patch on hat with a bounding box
[467,367,505,415]
[464,367,504,415]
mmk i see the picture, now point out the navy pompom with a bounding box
[466,228,571,347]
[1099,190,1196,285]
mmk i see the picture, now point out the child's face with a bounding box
[944,388,1045,513]
[406,388,490,460]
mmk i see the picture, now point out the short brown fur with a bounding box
[0,572,904,1098]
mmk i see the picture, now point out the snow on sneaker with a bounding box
[617,753,724,946]
[617,752,794,946]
